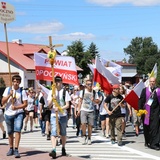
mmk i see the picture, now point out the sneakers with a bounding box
[118,141,123,146]
[88,139,91,145]
[6,148,14,156]
[3,131,6,139]
[106,134,109,139]
[47,134,51,140]
[62,147,67,156]
[49,150,56,159]
[24,126,27,131]
[42,133,45,136]
[82,136,87,145]
[111,140,115,144]
[14,149,21,158]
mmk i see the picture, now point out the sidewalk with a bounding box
[0,142,83,160]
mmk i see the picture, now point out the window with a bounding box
[28,80,35,88]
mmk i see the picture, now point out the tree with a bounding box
[124,37,160,75]
[67,40,95,78]
[87,42,100,59]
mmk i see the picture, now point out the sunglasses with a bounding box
[86,84,92,86]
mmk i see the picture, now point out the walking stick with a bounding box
[47,36,63,136]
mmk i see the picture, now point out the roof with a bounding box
[122,73,137,77]
[0,41,50,70]
[116,61,136,66]
[0,41,82,71]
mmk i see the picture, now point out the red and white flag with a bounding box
[124,81,145,110]
[101,58,122,83]
[34,53,79,85]
[94,57,114,94]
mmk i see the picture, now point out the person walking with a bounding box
[47,76,71,159]
[24,88,36,132]
[99,91,110,138]
[1,75,28,158]
[138,77,160,150]
[78,79,100,145]
[70,86,79,129]
[0,106,6,139]
[104,84,125,146]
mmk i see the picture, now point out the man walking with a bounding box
[2,75,28,158]
[47,76,71,158]
[104,84,124,146]
[138,77,160,150]
[78,79,100,145]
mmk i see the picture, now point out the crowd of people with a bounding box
[0,74,160,159]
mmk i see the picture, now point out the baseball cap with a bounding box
[112,84,120,89]
[55,76,62,82]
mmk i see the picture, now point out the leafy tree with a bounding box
[124,37,160,75]
[87,42,100,59]
[67,40,95,78]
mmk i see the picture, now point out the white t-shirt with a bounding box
[3,87,28,116]
[79,89,99,112]
[47,88,71,117]
[26,95,35,111]
[71,93,78,109]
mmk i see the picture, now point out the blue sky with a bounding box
[1,0,160,61]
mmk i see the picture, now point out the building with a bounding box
[116,61,138,84]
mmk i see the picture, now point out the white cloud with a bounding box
[54,32,95,40]
[87,0,160,6]
[34,32,95,42]
[8,21,64,34]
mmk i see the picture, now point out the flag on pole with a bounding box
[144,63,157,87]
[36,81,50,106]
[124,81,145,110]
[88,64,95,74]
[34,52,79,85]
[101,58,122,83]
[94,57,114,94]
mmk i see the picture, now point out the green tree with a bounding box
[67,40,93,78]
[87,42,100,59]
[124,37,160,75]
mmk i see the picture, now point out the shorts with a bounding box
[50,115,67,136]
[43,109,51,122]
[5,112,24,135]
[80,110,94,126]
[100,114,109,121]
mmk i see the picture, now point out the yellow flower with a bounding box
[136,109,147,117]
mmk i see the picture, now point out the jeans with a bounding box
[94,108,100,128]
[5,112,24,134]
[50,115,68,136]
[38,113,46,134]
[72,108,76,127]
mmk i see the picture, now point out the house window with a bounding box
[39,80,46,86]
[28,80,35,88]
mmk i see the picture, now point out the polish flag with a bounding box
[94,57,114,94]
[124,81,145,110]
